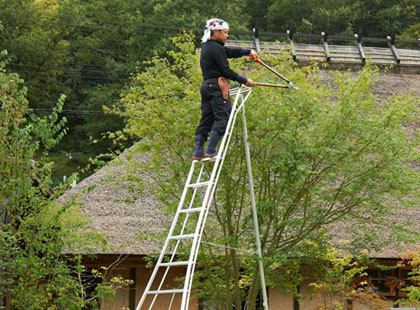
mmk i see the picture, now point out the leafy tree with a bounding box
[308,248,388,310]
[399,247,420,308]
[0,41,118,309]
[0,0,72,108]
[245,0,274,30]
[266,0,420,37]
[401,22,420,40]
[0,0,131,154]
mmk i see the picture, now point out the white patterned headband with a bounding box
[201,18,229,43]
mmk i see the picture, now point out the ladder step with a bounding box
[159,261,190,267]
[147,289,185,295]
[179,207,203,214]
[201,156,220,162]
[187,181,212,188]
[169,233,195,240]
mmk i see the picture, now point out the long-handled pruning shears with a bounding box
[250,55,299,90]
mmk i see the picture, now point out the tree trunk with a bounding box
[230,248,242,310]
[246,266,261,310]
[5,286,11,310]
[224,255,234,310]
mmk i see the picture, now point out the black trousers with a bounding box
[195,79,231,138]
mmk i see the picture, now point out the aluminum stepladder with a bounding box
[136,85,269,310]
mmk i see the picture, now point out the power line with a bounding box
[32,108,108,115]
[61,22,183,36]
[2,10,204,33]
[1,14,195,36]
[11,68,130,83]
[47,152,97,158]
[9,63,132,76]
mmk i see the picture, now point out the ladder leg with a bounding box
[147,163,206,310]
[136,161,199,310]
[181,87,247,310]
[241,103,269,310]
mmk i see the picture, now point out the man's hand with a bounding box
[249,50,259,61]
[245,78,256,87]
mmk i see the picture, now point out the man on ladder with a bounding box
[136,18,297,310]
[192,18,258,160]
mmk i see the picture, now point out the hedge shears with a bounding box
[250,54,299,90]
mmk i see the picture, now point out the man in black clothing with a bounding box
[192,18,258,160]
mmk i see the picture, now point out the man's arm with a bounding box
[224,47,251,58]
[216,47,257,86]
[214,48,247,83]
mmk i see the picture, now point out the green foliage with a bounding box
[308,248,367,310]
[0,49,116,309]
[401,22,420,41]
[307,247,389,310]
[265,0,420,37]
[116,34,420,309]
[400,247,420,307]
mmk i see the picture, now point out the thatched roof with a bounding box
[322,72,420,258]
[59,145,170,255]
[329,206,420,259]
[59,71,420,258]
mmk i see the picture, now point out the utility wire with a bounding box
[32,108,106,115]
[2,16,193,36]
[8,63,132,76]
[12,68,130,82]
[47,152,97,158]
[2,11,204,33]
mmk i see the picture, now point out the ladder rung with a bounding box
[187,181,212,188]
[169,234,195,240]
[147,289,185,295]
[201,156,221,162]
[179,207,203,214]
[159,261,190,267]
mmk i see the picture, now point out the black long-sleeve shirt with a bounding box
[200,39,250,84]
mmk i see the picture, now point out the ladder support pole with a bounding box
[241,104,269,310]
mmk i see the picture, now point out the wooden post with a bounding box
[354,33,366,63]
[321,31,331,62]
[253,27,261,53]
[387,34,401,63]
[293,285,300,310]
[129,267,136,310]
[287,29,297,61]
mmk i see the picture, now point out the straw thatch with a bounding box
[59,71,420,258]
[59,145,170,255]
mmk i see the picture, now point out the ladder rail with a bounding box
[185,88,252,306]
[147,163,206,310]
[180,159,223,308]
[183,86,253,308]
[136,160,200,310]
